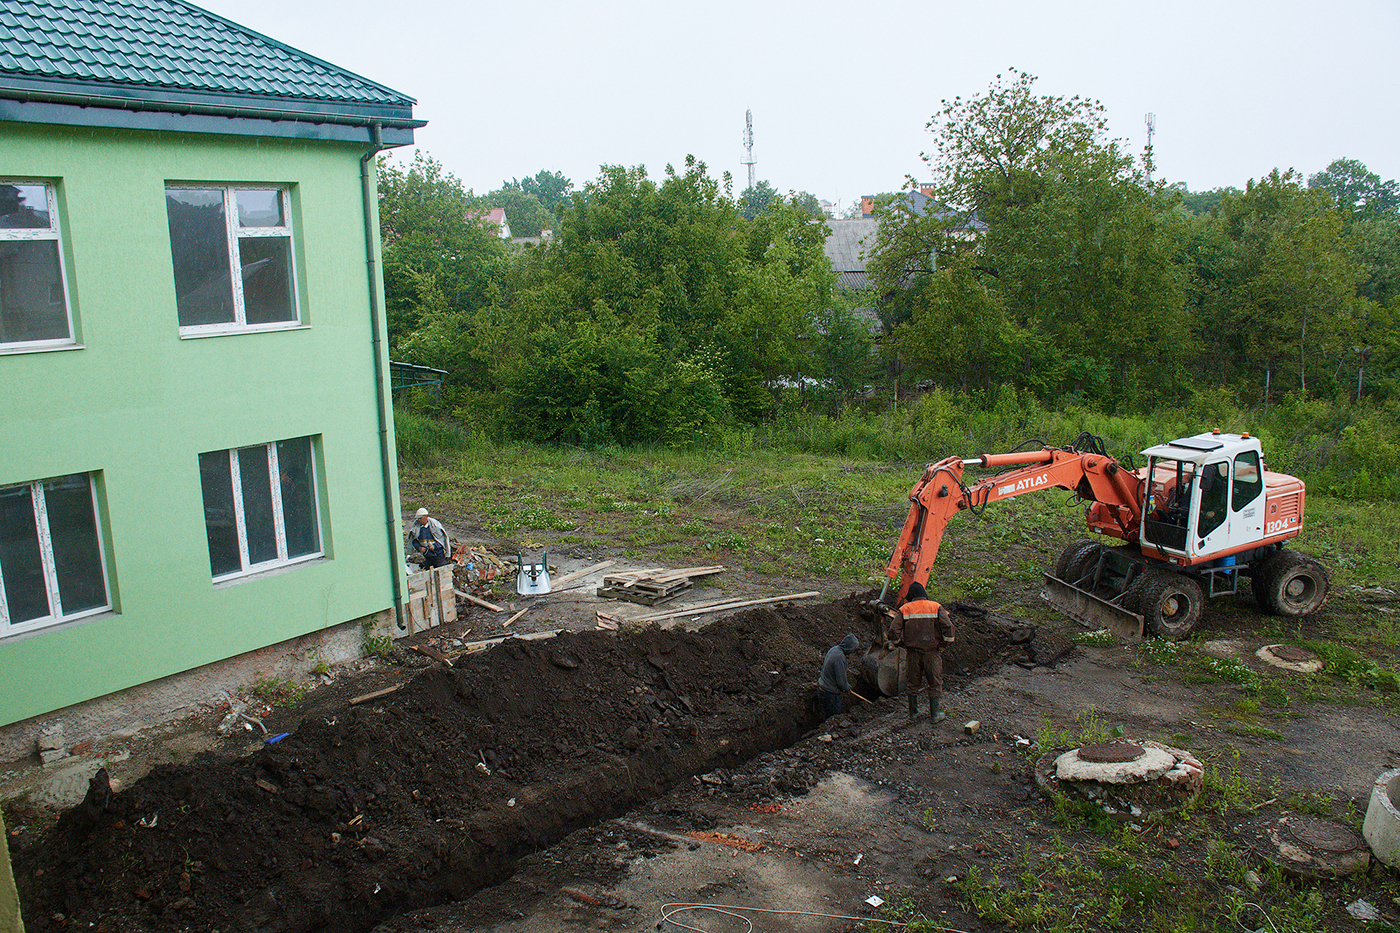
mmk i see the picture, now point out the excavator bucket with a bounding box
[1040,573,1144,639]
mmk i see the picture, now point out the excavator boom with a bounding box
[880,443,1148,636]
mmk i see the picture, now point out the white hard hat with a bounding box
[415,507,429,518]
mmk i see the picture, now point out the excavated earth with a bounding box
[7,593,1025,932]
[11,583,1400,932]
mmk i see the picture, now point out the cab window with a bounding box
[1232,451,1263,512]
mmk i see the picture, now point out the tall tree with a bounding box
[376,151,507,354]
[874,69,1190,406]
[1308,158,1399,217]
[1198,170,1362,397]
[514,170,574,212]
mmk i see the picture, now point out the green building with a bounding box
[0,0,421,742]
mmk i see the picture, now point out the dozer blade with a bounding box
[1040,573,1144,639]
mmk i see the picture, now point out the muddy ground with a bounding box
[6,531,1400,931]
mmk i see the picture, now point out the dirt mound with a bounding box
[11,594,1021,933]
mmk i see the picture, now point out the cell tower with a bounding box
[1144,112,1156,182]
[741,109,756,191]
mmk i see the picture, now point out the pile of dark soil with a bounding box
[10,593,1019,933]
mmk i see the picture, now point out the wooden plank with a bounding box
[636,591,822,624]
[410,644,453,666]
[546,560,616,590]
[350,684,403,705]
[451,628,566,659]
[454,588,505,612]
[502,606,530,627]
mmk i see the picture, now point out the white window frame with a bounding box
[0,179,76,352]
[204,439,322,582]
[166,184,301,337]
[0,474,111,637]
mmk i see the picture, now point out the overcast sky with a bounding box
[199,0,1399,212]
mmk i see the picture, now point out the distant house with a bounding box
[470,207,512,239]
[824,218,882,293]
[0,0,423,752]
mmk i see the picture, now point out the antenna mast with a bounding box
[741,109,756,191]
[1144,112,1156,182]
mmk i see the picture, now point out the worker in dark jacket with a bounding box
[885,581,954,722]
[816,633,860,719]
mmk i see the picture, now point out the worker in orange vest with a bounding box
[884,581,955,722]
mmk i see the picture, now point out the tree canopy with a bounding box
[381,87,1399,447]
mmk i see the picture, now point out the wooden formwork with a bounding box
[405,565,457,634]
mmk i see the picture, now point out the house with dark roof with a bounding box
[0,0,423,752]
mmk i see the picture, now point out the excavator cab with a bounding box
[1139,434,1267,561]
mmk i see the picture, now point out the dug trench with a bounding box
[10,592,1025,932]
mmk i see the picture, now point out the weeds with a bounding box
[249,677,306,708]
[363,633,396,661]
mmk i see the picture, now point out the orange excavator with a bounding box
[878,430,1330,640]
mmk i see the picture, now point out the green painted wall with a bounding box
[0,121,405,726]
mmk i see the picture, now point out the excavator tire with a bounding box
[1254,549,1330,617]
[1054,540,1102,586]
[1131,569,1203,640]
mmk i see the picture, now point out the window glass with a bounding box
[1232,451,1263,512]
[199,451,242,577]
[43,474,106,615]
[277,438,319,558]
[0,184,50,228]
[0,240,69,342]
[200,437,322,580]
[0,484,49,624]
[237,446,278,566]
[236,189,284,227]
[1,181,73,348]
[1,473,110,632]
[168,185,297,333]
[166,188,235,327]
[239,237,295,324]
[1196,461,1229,537]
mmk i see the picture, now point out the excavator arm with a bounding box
[881,446,1144,604]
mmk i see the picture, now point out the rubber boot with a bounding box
[930,697,946,723]
[907,694,918,720]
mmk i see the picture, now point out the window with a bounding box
[0,181,74,349]
[1232,451,1263,512]
[0,473,110,635]
[165,185,298,333]
[199,437,321,580]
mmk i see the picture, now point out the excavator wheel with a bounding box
[1130,569,1203,641]
[1053,540,1102,586]
[1254,549,1330,617]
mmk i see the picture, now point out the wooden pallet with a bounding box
[596,565,725,606]
[596,580,691,606]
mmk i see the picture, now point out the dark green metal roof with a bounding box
[0,0,421,141]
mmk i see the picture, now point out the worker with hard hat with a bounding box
[408,507,451,570]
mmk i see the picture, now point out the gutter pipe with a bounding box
[360,123,407,632]
[0,85,425,130]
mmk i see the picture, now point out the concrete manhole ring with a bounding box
[1033,740,1203,819]
[1256,644,1324,673]
[1244,813,1369,879]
